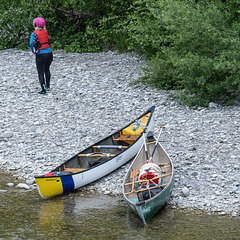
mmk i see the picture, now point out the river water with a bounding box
[0,171,239,240]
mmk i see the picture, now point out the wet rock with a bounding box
[104,190,111,195]
[6,183,14,187]
[16,183,30,190]
[0,190,7,193]
[26,179,35,185]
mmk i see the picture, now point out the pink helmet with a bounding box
[34,17,45,28]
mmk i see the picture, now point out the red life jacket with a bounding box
[34,29,50,50]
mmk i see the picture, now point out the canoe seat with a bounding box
[92,145,128,149]
[113,134,139,142]
[88,157,109,167]
[130,169,139,178]
[78,153,115,157]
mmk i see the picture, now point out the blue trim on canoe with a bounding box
[61,175,75,193]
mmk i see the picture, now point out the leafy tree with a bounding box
[126,0,240,106]
[0,0,131,51]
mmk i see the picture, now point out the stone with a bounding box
[26,179,35,185]
[0,190,7,193]
[16,183,30,190]
[6,182,14,187]
[182,187,190,197]
[0,132,13,138]
[103,190,111,195]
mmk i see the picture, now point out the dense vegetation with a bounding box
[0,0,239,106]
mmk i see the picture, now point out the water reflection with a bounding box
[39,199,65,235]
[0,171,239,240]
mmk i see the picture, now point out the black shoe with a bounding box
[45,86,50,90]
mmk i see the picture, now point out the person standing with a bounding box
[30,17,53,94]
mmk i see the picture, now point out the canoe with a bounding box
[35,106,155,199]
[122,130,174,224]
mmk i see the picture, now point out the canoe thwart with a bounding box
[113,134,140,142]
[159,163,171,166]
[92,145,128,149]
[128,165,170,179]
[125,183,168,195]
[125,173,172,186]
[147,141,156,145]
[78,153,115,157]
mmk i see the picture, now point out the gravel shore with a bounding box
[0,49,239,217]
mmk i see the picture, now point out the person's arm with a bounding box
[30,32,36,53]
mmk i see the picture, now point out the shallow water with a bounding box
[0,171,239,240]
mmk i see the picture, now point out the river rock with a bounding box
[6,183,14,187]
[104,190,111,195]
[182,187,190,197]
[16,183,30,190]
[26,179,35,185]
[0,190,7,193]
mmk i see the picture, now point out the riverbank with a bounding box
[0,49,239,217]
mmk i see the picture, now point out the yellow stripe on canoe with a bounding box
[35,177,63,199]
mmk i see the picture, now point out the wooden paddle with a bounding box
[147,126,165,163]
[138,120,149,161]
[142,129,149,161]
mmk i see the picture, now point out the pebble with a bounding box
[0,49,239,217]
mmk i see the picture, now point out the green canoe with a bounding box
[122,130,174,224]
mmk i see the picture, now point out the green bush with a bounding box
[0,0,239,106]
[126,0,240,106]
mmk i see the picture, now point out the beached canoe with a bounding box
[122,129,174,224]
[35,106,155,199]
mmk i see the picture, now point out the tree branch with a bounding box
[52,7,97,20]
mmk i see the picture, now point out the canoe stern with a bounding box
[130,176,174,224]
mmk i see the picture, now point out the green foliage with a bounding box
[127,0,240,106]
[0,0,239,106]
[0,0,130,51]
[0,0,34,49]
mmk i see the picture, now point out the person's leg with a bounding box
[45,52,53,88]
[36,54,46,92]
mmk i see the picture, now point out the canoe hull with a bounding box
[130,174,174,224]
[123,132,174,224]
[36,138,151,198]
[35,106,155,199]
